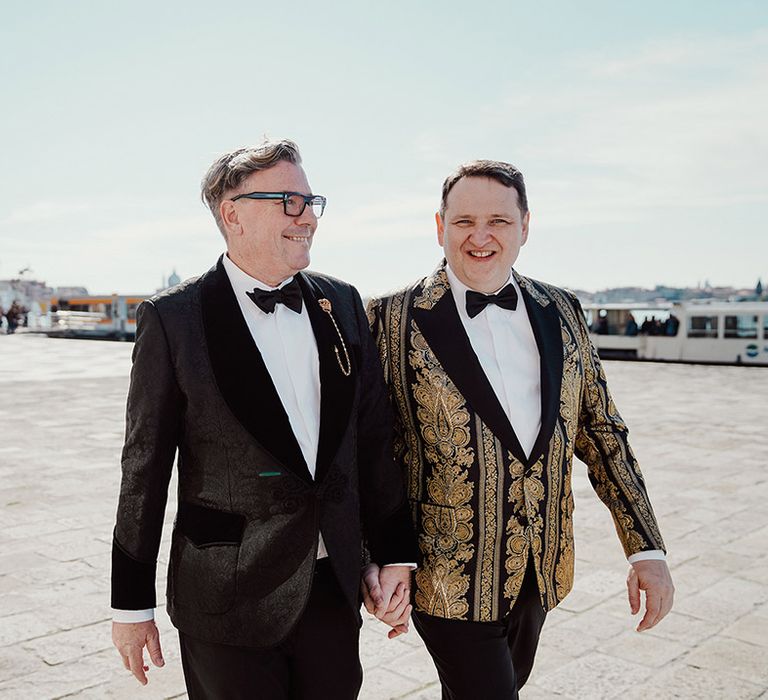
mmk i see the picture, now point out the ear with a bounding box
[435,212,445,247]
[220,200,241,238]
[520,210,531,245]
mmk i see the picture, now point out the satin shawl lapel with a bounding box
[297,273,355,482]
[411,277,528,465]
[515,272,564,466]
[201,257,312,482]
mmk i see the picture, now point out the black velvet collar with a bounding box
[200,257,355,483]
[296,273,355,482]
[412,274,564,467]
[412,288,528,465]
[201,257,311,481]
[518,280,563,466]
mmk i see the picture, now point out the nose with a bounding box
[468,224,493,246]
[295,203,317,229]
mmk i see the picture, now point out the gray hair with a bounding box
[201,138,302,237]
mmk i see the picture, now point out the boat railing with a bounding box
[51,310,110,331]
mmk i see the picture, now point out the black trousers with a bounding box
[413,561,547,700]
[179,559,362,700]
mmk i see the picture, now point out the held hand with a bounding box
[377,580,413,639]
[361,563,383,615]
[360,564,413,639]
[112,620,164,685]
[376,566,413,638]
[377,565,412,615]
[627,560,675,632]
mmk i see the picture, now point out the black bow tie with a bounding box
[465,284,518,319]
[246,277,303,314]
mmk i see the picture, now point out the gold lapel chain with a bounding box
[318,299,352,377]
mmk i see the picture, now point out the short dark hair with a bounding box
[440,160,528,218]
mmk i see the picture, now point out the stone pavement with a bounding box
[0,333,766,699]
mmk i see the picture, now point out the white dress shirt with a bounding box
[446,266,541,458]
[222,254,324,485]
[445,264,663,567]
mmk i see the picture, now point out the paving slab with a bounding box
[1,334,767,699]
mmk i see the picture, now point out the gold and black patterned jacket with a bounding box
[367,263,665,622]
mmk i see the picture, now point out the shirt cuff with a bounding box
[628,550,666,564]
[112,608,155,623]
[382,563,418,570]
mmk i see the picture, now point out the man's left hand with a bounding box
[627,559,674,632]
[361,564,413,639]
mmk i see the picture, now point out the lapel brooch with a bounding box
[318,298,352,377]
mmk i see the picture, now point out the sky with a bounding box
[1,0,766,296]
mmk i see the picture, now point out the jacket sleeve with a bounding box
[111,300,182,609]
[352,288,419,566]
[570,294,666,558]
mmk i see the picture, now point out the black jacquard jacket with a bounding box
[111,256,417,647]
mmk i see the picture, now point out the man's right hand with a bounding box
[361,564,412,639]
[112,620,164,685]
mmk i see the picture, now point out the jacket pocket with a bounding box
[170,502,246,614]
[175,501,246,547]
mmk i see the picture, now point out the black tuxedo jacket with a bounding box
[368,264,665,622]
[111,256,416,647]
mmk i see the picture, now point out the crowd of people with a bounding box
[590,312,680,337]
[0,301,29,334]
[636,313,680,336]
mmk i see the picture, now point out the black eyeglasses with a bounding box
[230,191,327,218]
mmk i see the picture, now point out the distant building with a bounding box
[157,268,182,293]
[0,278,54,311]
[55,286,89,297]
[586,282,757,305]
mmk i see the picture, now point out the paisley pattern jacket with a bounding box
[368,263,665,621]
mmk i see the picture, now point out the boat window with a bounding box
[765,316,768,339]
[687,316,718,338]
[724,315,758,339]
[127,303,141,321]
[67,302,111,318]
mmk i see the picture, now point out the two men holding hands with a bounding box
[112,140,673,699]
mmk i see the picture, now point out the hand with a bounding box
[112,620,164,685]
[361,563,384,614]
[361,564,413,639]
[377,576,412,639]
[627,559,675,632]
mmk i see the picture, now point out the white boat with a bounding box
[583,300,768,366]
[45,294,147,340]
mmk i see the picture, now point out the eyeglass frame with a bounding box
[229,191,327,218]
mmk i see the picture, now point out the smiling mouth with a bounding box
[285,235,311,243]
[468,250,495,258]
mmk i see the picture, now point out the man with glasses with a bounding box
[367,160,673,699]
[110,139,417,698]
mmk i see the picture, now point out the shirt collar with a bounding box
[222,253,295,298]
[445,263,518,320]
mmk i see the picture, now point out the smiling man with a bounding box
[367,160,674,699]
[110,139,417,699]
